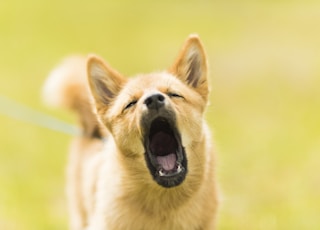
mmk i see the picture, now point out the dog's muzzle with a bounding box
[141,93,187,188]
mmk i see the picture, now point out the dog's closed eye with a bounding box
[124,100,137,110]
[167,92,184,99]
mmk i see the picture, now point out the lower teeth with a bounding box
[159,169,166,176]
[158,163,182,177]
[176,163,182,173]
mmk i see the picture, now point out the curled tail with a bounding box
[43,56,106,139]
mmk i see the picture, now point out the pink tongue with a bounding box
[156,153,176,171]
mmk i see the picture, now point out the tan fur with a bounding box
[44,35,219,230]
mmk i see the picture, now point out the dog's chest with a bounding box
[93,195,206,230]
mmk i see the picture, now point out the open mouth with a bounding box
[144,117,187,188]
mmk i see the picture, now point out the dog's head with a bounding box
[87,35,209,188]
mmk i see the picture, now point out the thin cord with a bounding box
[0,95,79,136]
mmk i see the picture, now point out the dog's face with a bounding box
[87,35,209,188]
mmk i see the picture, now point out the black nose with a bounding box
[144,94,165,110]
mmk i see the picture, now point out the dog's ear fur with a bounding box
[87,55,127,113]
[169,34,209,101]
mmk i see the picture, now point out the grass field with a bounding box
[1,0,320,229]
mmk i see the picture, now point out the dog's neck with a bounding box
[115,142,206,216]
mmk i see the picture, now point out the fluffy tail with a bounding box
[43,56,105,138]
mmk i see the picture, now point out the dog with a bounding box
[43,34,219,230]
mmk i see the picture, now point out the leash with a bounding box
[0,95,79,136]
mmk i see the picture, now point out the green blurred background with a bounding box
[1,0,320,229]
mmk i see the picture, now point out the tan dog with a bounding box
[43,35,219,230]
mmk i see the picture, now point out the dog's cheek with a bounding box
[176,105,203,146]
[111,115,144,157]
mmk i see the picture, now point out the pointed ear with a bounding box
[87,55,126,112]
[169,34,209,101]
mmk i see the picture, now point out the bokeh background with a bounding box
[1,0,320,229]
